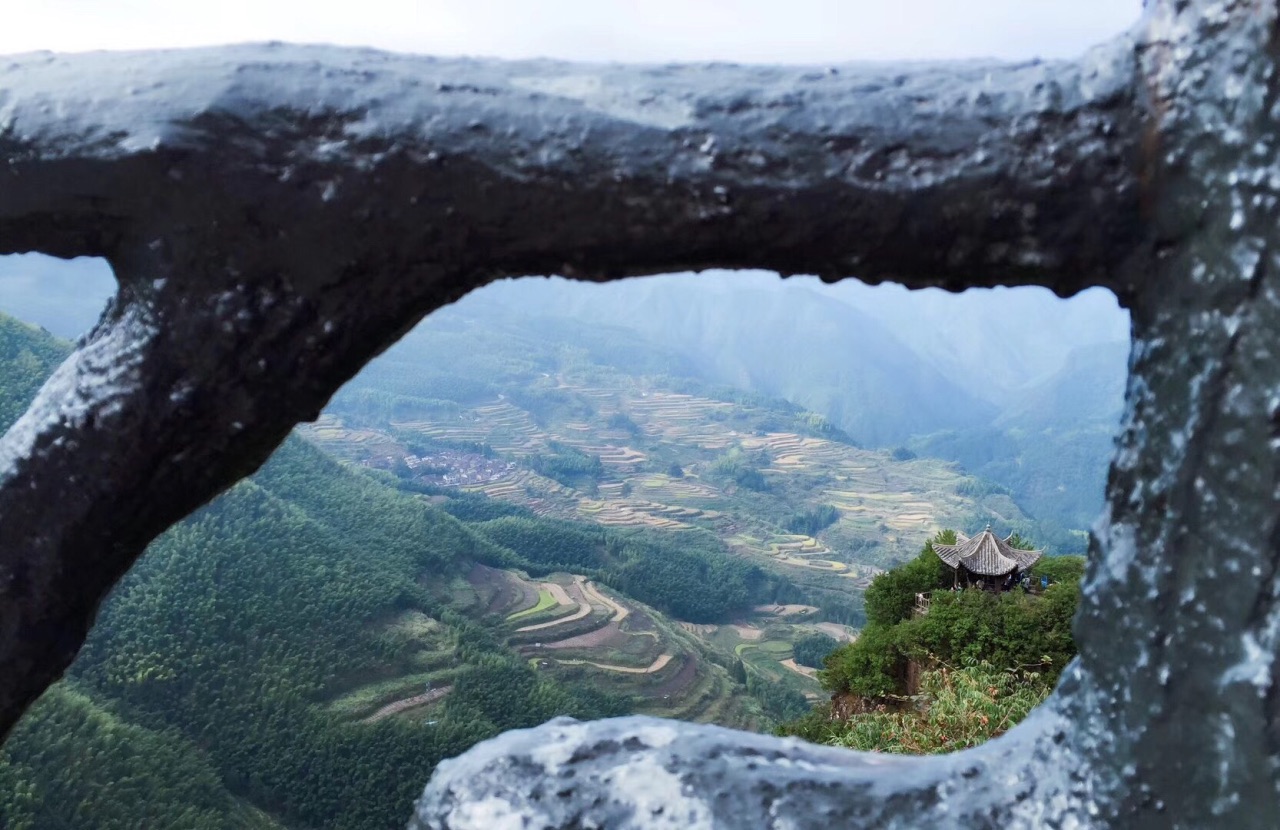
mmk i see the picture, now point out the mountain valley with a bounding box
[0,262,1124,829]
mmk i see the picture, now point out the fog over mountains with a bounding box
[478,271,1129,444]
[0,256,1129,529]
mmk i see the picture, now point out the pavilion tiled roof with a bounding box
[931,528,1043,577]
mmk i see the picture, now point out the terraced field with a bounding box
[302,378,1019,580]
[320,564,761,728]
[463,565,765,726]
[303,366,1028,727]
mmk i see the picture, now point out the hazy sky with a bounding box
[4,1,1142,62]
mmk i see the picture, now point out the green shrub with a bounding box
[821,530,1080,704]
[793,633,840,669]
[863,533,955,628]
[821,661,1051,754]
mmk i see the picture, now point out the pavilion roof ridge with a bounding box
[932,527,1043,577]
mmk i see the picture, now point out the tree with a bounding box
[862,532,954,628]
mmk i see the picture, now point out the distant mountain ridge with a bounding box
[465,275,999,447]
[996,340,1128,431]
[825,279,1129,408]
[908,340,1128,531]
[450,273,1129,531]
[0,257,1132,531]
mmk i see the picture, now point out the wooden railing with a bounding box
[914,592,931,617]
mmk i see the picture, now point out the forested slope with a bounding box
[0,311,776,829]
[0,312,70,428]
[2,436,637,829]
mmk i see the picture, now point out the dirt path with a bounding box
[558,653,674,674]
[754,603,819,617]
[780,658,818,679]
[581,580,629,621]
[517,601,591,632]
[814,622,858,643]
[543,581,573,606]
[361,685,452,724]
[544,622,627,650]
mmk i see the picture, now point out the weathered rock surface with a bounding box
[411,708,1080,829]
[0,29,1141,744]
[1,0,1279,827]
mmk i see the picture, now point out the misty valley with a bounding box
[0,265,1125,829]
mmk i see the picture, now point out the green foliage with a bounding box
[822,531,1080,706]
[1029,554,1087,585]
[606,411,642,436]
[506,387,594,426]
[470,517,788,623]
[0,312,70,432]
[954,476,1011,498]
[784,504,840,536]
[792,633,840,669]
[821,623,907,698]
[435,492,534,522]
[608,532,776,623]
[3,438,638,830]
[744,673,811,722]
[443,658,627,733]
[472,516,607,574]
[863,533,955,628]
[528,441,605,487]
[783,661,1051,754]
[0,685,255,830]
[899,585,1077,673]
[708,446,770,492]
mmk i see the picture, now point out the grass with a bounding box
[385,610,440,639]
[507,588,558,621]
[325,670,457,719]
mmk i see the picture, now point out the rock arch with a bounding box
[0,1,1276,826]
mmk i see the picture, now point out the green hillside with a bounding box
[0,283,1105,828]
[311,297,1048,581]
[0,312,70,428]
[2,436,643,829]
[0,311,784,829]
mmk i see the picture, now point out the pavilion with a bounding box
[931,527,1044,591]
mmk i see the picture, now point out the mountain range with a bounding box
[0,256,1130,529]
